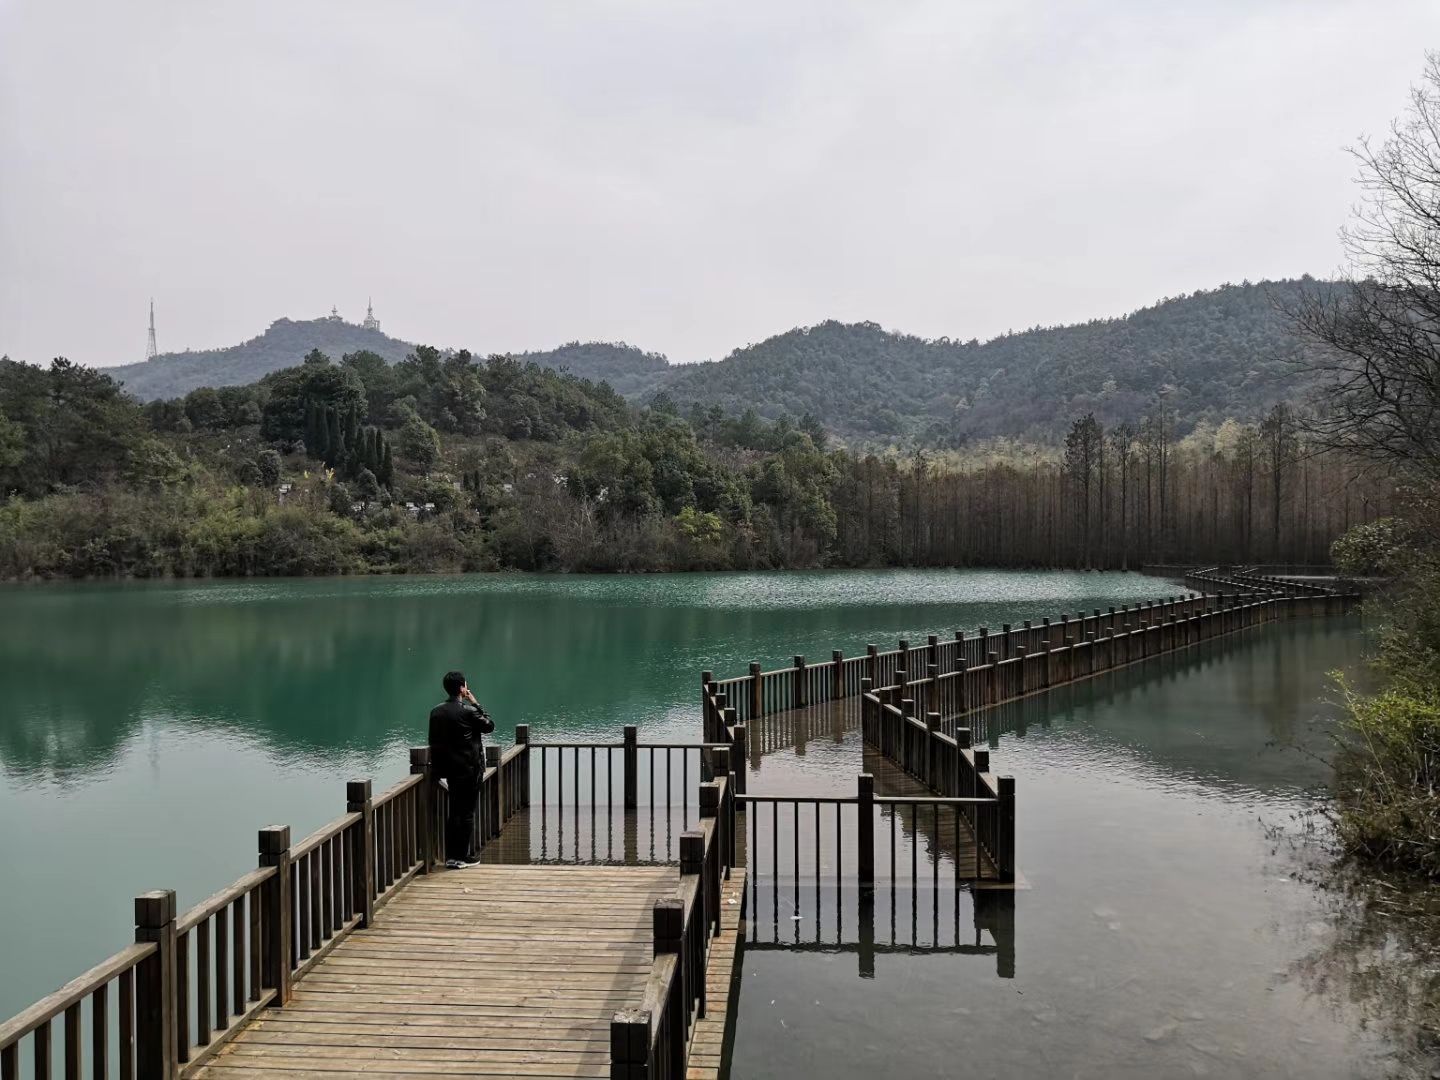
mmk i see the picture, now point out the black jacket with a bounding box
[428,697,495,780]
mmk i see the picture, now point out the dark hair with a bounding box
[442,671,466,697]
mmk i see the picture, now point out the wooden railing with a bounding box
[530,729,732,809]
[611,760,738,1079]
[739,772,1009,888]
[708,580,1355,732]
[2,718,748,1080]
[0,734,530,1079]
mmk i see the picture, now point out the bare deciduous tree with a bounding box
[1291,54,1440,479]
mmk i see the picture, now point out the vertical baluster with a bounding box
[33,1018,51,1080]
[175,928,190,1062]
[215,903,229,1031]
[119,964,135,1080]
[232,896,245,1012]
[296,856,310,961]
[321,839,333,939]
[247,887,261,1003]
[196,916,211,1049]
[91,983,108,1079]
[62,1001,80,1080]
[309,848,322,951]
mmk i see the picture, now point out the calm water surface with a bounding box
[732,616,1395,1079]
[0,570,1400,1077]
[0,569,1164,1021]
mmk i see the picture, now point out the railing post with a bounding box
[749,661,763,720]
[346,781,375,929]
[257,825,293,1004]
[832,650,844,700]
[793,655,807,709]
[701,671,714,741]
[925,713,941,791]
[409,748,435,874]
[998,775,1016,882]
[133,889,178,1080]
[623,725,638,810]
[719,753,736,875]
[927,634,939,673]
[654,898,686,1077]
[515,724,530,808]
[726,709,746,794]
[857,773,875,888]
[954,727,972,797]
[867,644,878,684]
[610,1010,650,1078]
[485,745,503,836]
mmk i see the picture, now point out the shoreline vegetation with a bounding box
[1295,58,1440,888]
[0,347,1385,583]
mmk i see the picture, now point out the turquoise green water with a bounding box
[0,572,1405,1077]
[0,569,1169,1022]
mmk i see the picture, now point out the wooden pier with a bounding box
[192,864,740,1079]
[1,567,1357,1079]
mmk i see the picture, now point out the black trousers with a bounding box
[444,772,481,862]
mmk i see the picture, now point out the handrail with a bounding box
[287,810,361,862]
[0,942,154,1048]
[876,795,999,806]
[638,952,679,1026]
[176,866,277,934]
[371,770,422,809]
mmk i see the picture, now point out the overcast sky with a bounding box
[3,1,1439,369]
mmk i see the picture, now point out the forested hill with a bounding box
[109,318,415,401]
[108,320,674,404]
[513,342,670,399]
[658,278,1341,442]
[100,278,1337,439]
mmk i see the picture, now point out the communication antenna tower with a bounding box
[146,299,158,360]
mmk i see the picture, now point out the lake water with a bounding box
[0,570,1406,1076]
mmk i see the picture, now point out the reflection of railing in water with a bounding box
[706,578,1357,730]
[739,779,1007,885]
[747,883,1017,979]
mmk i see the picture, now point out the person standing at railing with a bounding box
[429,670,495,870]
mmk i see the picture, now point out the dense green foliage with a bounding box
[0,335,1376,580]
[99,280,1340,444]
[660,279,1343,442]
[514,342,670,400]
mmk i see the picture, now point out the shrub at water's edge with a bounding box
[1329,513,1440,877]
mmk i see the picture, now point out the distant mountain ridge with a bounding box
[99,278,1336,439]
[658,278,1341,441]
[108,317,414,400]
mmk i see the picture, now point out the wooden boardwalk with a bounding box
[194,865,706,1078]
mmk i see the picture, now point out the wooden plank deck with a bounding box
[194,865,683,1079]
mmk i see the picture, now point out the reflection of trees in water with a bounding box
[958,617,1360,796]
[0,586,734,781]
[1290,859,1440,1078]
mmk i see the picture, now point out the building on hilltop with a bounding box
[363,298,381,333]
